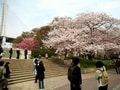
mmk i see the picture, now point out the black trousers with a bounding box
[99,85,108,90]
[35,75,37,83]
[70,83,81,90]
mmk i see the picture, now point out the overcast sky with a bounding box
[0,0,120,38]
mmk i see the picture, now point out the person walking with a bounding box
[95,61,109,90]
[16,49,20,59]
[9,48,13,59]
[24,48,28,59]
[0,61,6,90]
[33,58,39,83]
[4,62,11,90]
[4,62,11,79]
[68,57,82,90]
[36,61,45,89]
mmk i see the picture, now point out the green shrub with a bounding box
[80,57,114,68]
[80,58,96,68]
[31,49,40,58]
[31,48,56,58]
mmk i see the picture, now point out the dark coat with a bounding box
[24,49,28,55]
[0,46,3,54]
[36,63,45,80]
[9,48,13,54]
[68,64,82,85]
[115,59,120,67]
[4,65,11,78]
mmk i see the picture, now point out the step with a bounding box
[2,59,67,85]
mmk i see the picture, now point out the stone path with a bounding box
[54,69,120,90]
[8,69,120,90]
[8,76,69,90]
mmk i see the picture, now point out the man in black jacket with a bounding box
[24,48,28,59]
[68,57,82,90]
[0,45,3,59]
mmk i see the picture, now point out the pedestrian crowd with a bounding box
[0,44,120,90]
[33,56,45,89]
[0,45,28,60]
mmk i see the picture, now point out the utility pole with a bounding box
[0,0,7,47]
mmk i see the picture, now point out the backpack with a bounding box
[0,68,3,79]
[68,65,76,82]
[98,68,109,85]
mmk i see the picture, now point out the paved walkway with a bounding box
[8,69,120,90]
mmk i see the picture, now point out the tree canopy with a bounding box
[13,38,39,50]
[43,12,120,56]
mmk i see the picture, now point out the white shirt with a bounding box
[0,66,6,79]
[95,66,107,87]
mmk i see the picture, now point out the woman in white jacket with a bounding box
[95,61,108,90]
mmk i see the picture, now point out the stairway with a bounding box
[2,58,68,85]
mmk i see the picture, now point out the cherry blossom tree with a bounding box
[76,12,119,37]
[14,38,39,50]
[43,12,120,58]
